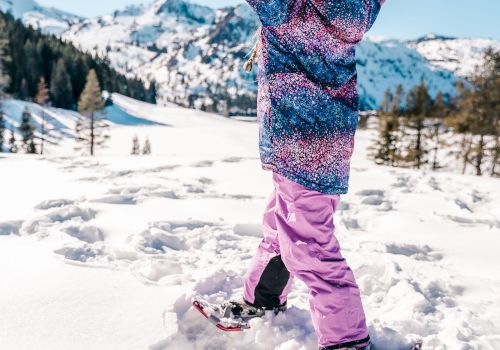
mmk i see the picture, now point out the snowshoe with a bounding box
[192,296,285,332]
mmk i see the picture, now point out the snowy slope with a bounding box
[1,97,500,350]
[0,0,82,34]
[0,95,166,155]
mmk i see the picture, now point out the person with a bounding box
[226,1,384,349]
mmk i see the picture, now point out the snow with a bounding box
[1,95,499,349]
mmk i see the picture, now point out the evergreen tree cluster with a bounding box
[2,106,37,154]
[372,49,500,177]
[1,69,111,156]
[19,107,36,153]
[131,135,152,155]
[0,11,156,110]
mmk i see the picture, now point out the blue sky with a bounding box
[37,0,500,40]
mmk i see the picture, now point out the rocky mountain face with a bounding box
[4,0,500,114]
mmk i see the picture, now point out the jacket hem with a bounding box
[261,163,349,195]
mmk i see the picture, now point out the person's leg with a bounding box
[272,173,369,348]
[243,189,294,309]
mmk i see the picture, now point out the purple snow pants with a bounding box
[244,173,369,348]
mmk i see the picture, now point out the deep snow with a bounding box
[1,95,499,350]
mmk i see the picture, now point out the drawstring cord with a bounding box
[243,27,262,72]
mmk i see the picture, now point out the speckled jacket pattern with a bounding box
[247,0,383,194]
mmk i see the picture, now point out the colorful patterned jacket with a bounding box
[247,0,384,194]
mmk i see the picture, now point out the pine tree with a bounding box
[381,88,393,114]
[147,80,157,104]
[0,14,11,100]
[28,138,37,154]
[392,85,406,162]
[35,77,50,155]
[8,127,17,153]
[448,80,474,174]
[391,85,405,116]
[19,107,36,153]
[373,86,404,166]
[428,91,448,170]
[404,80,432,169]
[482,49,500,177]
[23,39,40,99]
[373,111,399,166]
[19,79,30,100]
[50,59,74,109]
[0,110,5,152]
[142,137,151,155]
[131,135,140,155]
[76,69,108,156]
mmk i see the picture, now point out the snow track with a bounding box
[1,98,499,350]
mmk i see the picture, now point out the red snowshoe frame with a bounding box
[192,300,244,332]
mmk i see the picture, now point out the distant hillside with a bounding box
[0,11,155,109]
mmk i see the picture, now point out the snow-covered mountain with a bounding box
[5,0,500,112]
[0,0,82,34]
[60,0,260,114]
[408,33,500,78]
[356,38,458,109]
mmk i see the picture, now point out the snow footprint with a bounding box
[62,225,104,244]
[54,244,104,263]
[21,205,97,236]
[129,227,188,254]
[35,199,76,210]
[356,189,393,211]
[0,221,23,235]
[385,243,443,262]
[93,185,180,205]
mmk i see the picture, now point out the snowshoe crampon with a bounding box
[192,296,266,332]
